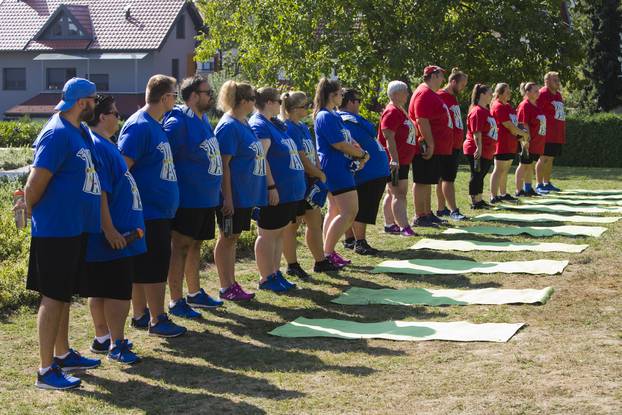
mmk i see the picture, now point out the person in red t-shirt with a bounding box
[515,82,547,197]
[379,80,417,236]
[489,83,529,204]
[409,65,454,227]
[464,84,497,209]
[436,68,468,221]
[535,71,565,192]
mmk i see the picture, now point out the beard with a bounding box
[198,98,213,113]
[80,105,95,123]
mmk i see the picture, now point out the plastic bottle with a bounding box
[13,189,26,229]
[122,228,144,245]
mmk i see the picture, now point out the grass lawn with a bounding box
[1,165,621,414]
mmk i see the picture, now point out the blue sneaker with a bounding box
[436,208,451,217]
[544,182,561,192]
[108,339,141,365]
[258,273,290,292]
[535,184,550,195]
[169,298,202,319]
[130,308,150,329]
[275,270,296,290]
[90,337,133,354]
[449,209,467,221]
[186,288,224,309]
[35,363,81,390]
[54,349,101,372]
[148,314,187,338]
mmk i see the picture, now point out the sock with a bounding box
[344,237,355,244]
[169,299,180,308]
[187,290,201,298]
[55,351,70,360]
[524,182,532,191]
[544,182,550,186]
[38,366,52,375]
[95,333,110,344]
[324,252,333,257]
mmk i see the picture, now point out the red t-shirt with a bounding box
[491,100,519,155]
[464,105,497,160]
[437,89,465,150]
[537,87,566,144]
[516,98,546,155]
[408,83,454,156]
[378,103,418,165]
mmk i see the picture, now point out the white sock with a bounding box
[169,300,179,308]
[324,252,332,257]
[55,351,70,360]
[38,366,52,375]
[95,333,111,344]
[187,290,201,297]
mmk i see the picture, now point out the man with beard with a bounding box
[163,76,225,318]
[25,78,102,389]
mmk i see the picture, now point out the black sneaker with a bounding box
[90,338,110,354]
[489,196,502,204]
[354,239,379,255]
[527,188,541,197]
[342,237,355,250]
[286,262,311,281]
[313,259,339,273]
[501,193,518,203]
[479,200,493,209]
[515,190,530,197]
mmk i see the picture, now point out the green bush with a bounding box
[0,119,44,147]
[557,112,622,167]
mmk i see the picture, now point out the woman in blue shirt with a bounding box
[337,89,390,255]
[313,78,369,268]
[249,87,306,292]
[214,81,265,301]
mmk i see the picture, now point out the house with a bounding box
[0,0,219,120]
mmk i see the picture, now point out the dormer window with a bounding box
[40,8,89,40]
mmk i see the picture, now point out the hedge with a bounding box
[0,119,44,147]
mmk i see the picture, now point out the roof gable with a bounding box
[34,4,92,40]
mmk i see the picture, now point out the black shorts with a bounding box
[331,186,356,196]
[398,164,410,180]
[27,234,88,303]
[520,153,541,164]
[216,207,253,235]
[257,201,299,230]
[133,219,172,284]
[495,153,516,161]
[172,207,217,241]
[412,155,440,185]
[295,199,314,217]
[83,256,134,300]
[438,151,460,182]
[355,176,388,224]
[544,143,563,157]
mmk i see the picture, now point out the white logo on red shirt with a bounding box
[552,101,565,121]
[450,105,463,130]
[443,104,454,129]
[537,115,547,136]
[487,117,498,140]
[405,119,417,145]
[509,114,518,127]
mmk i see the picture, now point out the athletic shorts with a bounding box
[216,207,253,235]
[355,176,388,224]
[495,153,516,161]
[412,155,441,185]
[257,201,300,230]
[544,143,563,157]
[331,186,357,196]
[295,199,314,217]
[520,153,541,165]
[133,219,172,284]
[398,164,410,180]
[438,151,460,182]
[27,234,88,303]
[83,256,134,300]
[172,207,218,241]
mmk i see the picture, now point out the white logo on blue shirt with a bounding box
[76,148,101,195]
[443,104,454,129]
[537,115,547,136]
[450,105,463,129]
[552,101,565,121]
[249,141,266,176]
[283,138,304,171]
[125,170,142,211]
[156,142,177,182]
[200,136,223,176]
[302,139,317,166]
[487,117,499,140]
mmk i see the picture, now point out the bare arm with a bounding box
[332,141,368,160]
[381,129,399,164]
[416,118,435,160]
[502,121,528,139]
[24,167,53,216]
[299,150,326,182]
[473,132,483,159]
[261,139,279,206]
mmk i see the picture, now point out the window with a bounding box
[176,13,185,39]
[87,74,109,91]
[46,68,76,90]
[172,59,179,81]
[197,60,214,72]
[3,68,26,90]
[41,10,88,39]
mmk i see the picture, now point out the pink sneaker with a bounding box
[220,283,255,301]
[327,252,350,268]
[400,226,417,237]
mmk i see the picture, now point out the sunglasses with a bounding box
[105,111,120,119]
[198,89,214,97]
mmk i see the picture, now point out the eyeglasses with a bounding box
[293,104,309,110]
[198,89,214,97]
[105,111,120,119]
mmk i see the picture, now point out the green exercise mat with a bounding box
[372,259,568,275]
[557,189,622,196]
[269,317,524,342]
[332,286,555,306]
[443,225,607,237]
[410,238,587,253]
[522,198,622,206]
[475,212,620,224]
[551,194,622,201]
[496,203,622,214]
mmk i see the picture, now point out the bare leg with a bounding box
[214,233,239,289]
[352,222,367,240]
[441,181,457,211]
[323,191,358,254]
[544,156,554,182]
[131,284,147,319]
[424,184,432,213]
[255,226,285,281]
[185,240,203,294]
[54,302,70,356]
[283,219,301,265]
[382,188,395,226]
[436,181,446,211]
[515,163,528,193]
[104,299,130,344]
[390,180,409,228]
[168,231,193,302]
[304,208,325,262]
[323,195,338,243]
[142,282,166,325]
[88,298,108,338]
[535,157,547,185]
[37,296,66,368]
[413,183,428,218]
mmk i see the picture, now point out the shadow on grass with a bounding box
[384,273,502,289]
[376,249,477,261]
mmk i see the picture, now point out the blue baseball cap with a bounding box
[55,77,97,111]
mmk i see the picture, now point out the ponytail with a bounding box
[280,91,307,120]
[493,82,509,101]
[313,77,341,120]
[217,80,254,112]
[255,87,280,110]
[470,83,490,109]
[519,81,537,96]
[447,67,467,84]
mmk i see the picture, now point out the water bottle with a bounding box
[420,140,428,155]
[13,189,26,229]
[223,215,234,237]
[122,228,144,245]
[390,164,400,187]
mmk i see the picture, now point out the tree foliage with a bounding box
[196,0,582,110]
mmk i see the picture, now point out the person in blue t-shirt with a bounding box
[24,78,102,390]
[313,78,369,269]
[337,89,389,256]
[118,75,185,338]
[84,95,144,365]
[163,76,224,319]
[214,81,264,302]
[280,91,338,278]
[249,87,306,292]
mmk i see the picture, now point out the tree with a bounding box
[579,0,622,113]
[195,0,582,111]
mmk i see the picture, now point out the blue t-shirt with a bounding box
[86,132,147,262]
[31,113,101,237]
[215,113,267,208]
[249,113,305,204]
[314,108,356,193]
[163,105,223,208]
[118,109,180,220]
[337,111,389,185]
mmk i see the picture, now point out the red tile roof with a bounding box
[5,92,145,119]
[0,0,201,51]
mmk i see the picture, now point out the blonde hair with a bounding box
[544,71,559,82]
[493,82,509,101]
[280,91,307,120]
[519,82,537,96]
[447,67,467,84]
[146,74,177,103]
[217,80,254,112]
